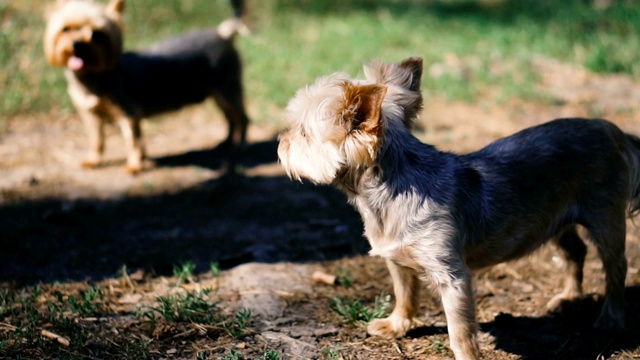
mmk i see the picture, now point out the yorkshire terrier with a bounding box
[277,57,640,360]
[45,0,251,173]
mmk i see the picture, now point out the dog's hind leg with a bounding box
[367,260,420,339]
[587,212,627,331]
[212,86,250,174]
[546,227,587,311]
[213,86,250,147]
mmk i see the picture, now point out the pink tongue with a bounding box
[67,56,84,71]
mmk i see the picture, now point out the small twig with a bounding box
[41,329,70,347]
[171,328,196,339]
[527,277,548,292]
[121,265,136,290]
[312,271,337,285]
[501,264,523,280]
[0,322,17,331]
[484,279,499,295]
[393,342,403,355]
[413,318,426,327]
[273,290,295,297]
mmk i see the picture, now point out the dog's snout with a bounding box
[72,40,86,53]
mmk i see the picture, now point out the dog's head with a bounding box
[278,57,423,184]
[44,0,124,73]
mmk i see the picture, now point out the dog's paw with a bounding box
[367,315,412,339]
[125,164,142,175]
[80,159,100,169]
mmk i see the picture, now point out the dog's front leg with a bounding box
[437,268,480,360]
[116,116,145,174]
[368,259,420,338]
[78,108,105,168]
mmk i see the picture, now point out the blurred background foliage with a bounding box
[1,0,639,123]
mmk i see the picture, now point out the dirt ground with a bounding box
[2,57,640,359]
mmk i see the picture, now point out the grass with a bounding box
[336,268,354,288]
[173,260,197,286]
[321,345,342,359]
[1,284,109,357]
[2,0,640,123]
[0,269,387,358]
[331,292,391,326]
[210,261,221,277]
[0,263,256,359]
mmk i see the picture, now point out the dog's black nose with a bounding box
[72,41,93,55]
[72,41,91,63]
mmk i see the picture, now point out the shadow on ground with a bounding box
[0,140,368,284]
[484,287,640,359]
[405,287,640,359]
[153,139,280,170]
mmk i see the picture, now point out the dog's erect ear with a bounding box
[107,0,125,16]
[341,84,387,134]
[398,57,423,92]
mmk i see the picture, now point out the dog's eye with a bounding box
[62,26,72,32]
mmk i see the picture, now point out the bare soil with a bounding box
[1,57,640,359]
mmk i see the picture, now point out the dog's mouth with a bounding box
[68,41,100,72]
[67,55,85,71]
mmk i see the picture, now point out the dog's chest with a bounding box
[66,72,101,110]
[354,195,442,271]
[368,238,423,270]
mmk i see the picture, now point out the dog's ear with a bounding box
[341,83,387,134]
[107,0,125,16]
[398,57,423,92]
[363,58,422,93]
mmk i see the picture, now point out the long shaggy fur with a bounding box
[278,57,640,360]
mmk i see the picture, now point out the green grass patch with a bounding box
[137,289,252,339]
[173,260,197,286]
[3,0,640,124]
[332,292,390,326]
[0,284,111,357]
[0,266,254,358]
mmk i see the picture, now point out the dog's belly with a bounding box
[464,225,569,270]
[465,240,543,269]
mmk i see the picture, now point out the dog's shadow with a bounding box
[407,286,640,359]
[152,139,279,171]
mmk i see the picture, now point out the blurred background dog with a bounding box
[44,0,251,173]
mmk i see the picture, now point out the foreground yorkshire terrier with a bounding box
[45,0,251,173]
[278,58,640,359]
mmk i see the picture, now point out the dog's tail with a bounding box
[217,0,250,40]
[625,132,640,217]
